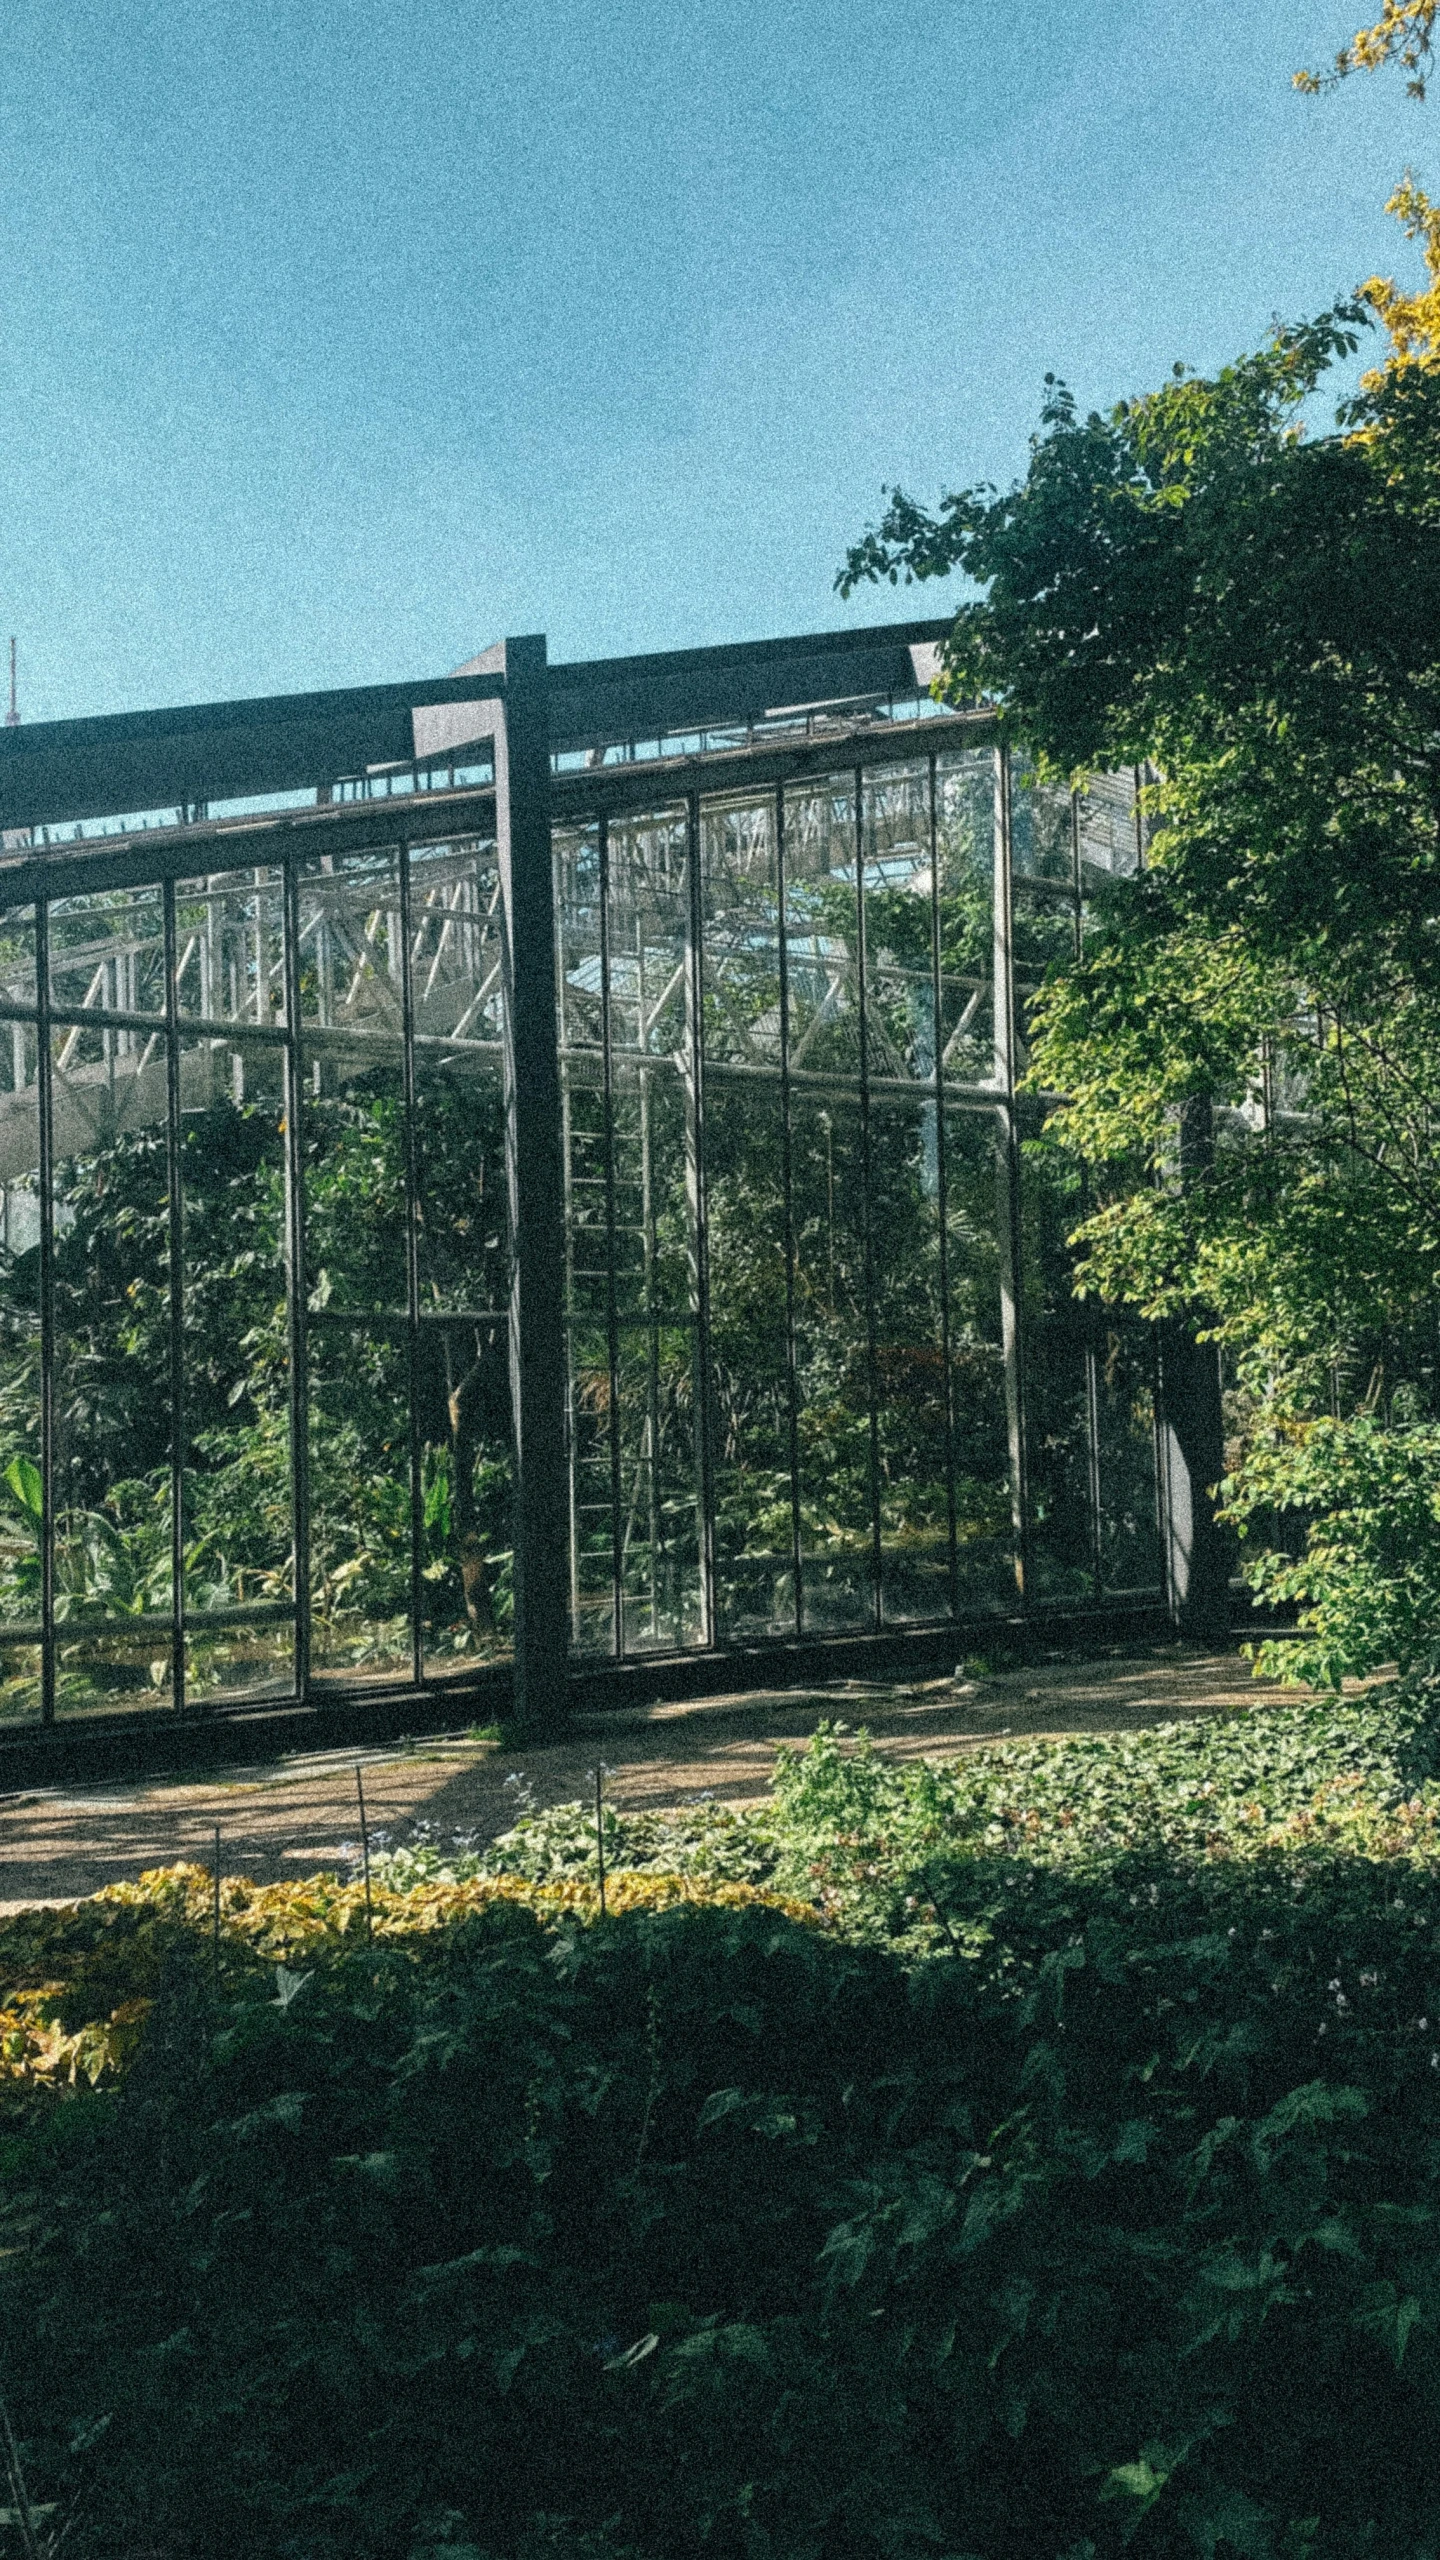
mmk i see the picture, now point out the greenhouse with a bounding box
[0,621,1222,1736]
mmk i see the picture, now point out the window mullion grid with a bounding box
[398,843,426,1687]
[776,782,804,1637]
[163,881,187,1712]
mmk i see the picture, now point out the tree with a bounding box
[1298,0,1440,98]
[838,198,1440,1679]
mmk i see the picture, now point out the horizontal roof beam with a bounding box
[0,619,954,835]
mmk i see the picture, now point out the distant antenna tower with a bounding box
[4,640,17,728]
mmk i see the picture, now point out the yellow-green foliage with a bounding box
[0,1862,817,2096]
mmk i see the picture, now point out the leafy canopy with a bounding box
[840,187,1440,1678]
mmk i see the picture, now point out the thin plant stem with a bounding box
[594,1765,607,1917]
[0,2376,42,2560]
[212,1824,222,1994]
[355,1765,374,1943]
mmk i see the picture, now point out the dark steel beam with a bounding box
[544,620,953,755]
[2,620,957,837]
[0,707,990,917]
[0,676,505,835]
[493,639,571,1735]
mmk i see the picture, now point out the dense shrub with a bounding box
[1223,1411,1440,1692]
[7,1701,1440,2558]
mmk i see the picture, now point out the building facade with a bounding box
[0,623,1219,1735]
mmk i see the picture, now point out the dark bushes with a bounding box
[7,1848,1440,2559]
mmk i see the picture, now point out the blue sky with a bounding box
[0,0,1429,718]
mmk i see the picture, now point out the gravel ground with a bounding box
[0,1644,1298,1913]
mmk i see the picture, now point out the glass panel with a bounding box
[1013,885,1078,1063]
[299,854,412,1327]
[175,866,287,1028]
[1077,771,1140,887]
[307,1321,413,1682]
[556,820,604,1056]
[1010,770,1074,884]
[1020,1139,1095,1605]
[704,1082,794,1641]
[1013,883,1077,978]
[177,1033,294,1704]
[610,1057,701,1653]
[0,1017,42,1718]
[51,1040,174,1714]
[935,751,994,1087]
[300,1038,409,1316]
[606,807,688,1059]
[407,833,502,1047]
[0,904,38,1014]
[297,847,405,1037]
[49,883,166,1018]
[1025,1337,1094,1604]
[863,761,935,1083]
[789,1091,873,1632]
[869,1100,949,1623]
[557,819,613,1658]
[567,1310,616,1660]
[411,1046,507,1317]
[945,1109,1014,1612]
[700,791,780,1068]
[418,1319,513,1675]
[615,1319,703,1653]
[784,776,861,1082]
[610,1062,690,1326]
[1097,1324,1162,1594]
[409,835,509,1321]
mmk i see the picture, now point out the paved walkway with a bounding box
[0,1645,1296,1912]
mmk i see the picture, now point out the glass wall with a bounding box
[0,725,1162,1725]
[0,833,515,1724]
[555,742,1160,1667]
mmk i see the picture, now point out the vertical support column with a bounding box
[683,789,717,1649]
[1158,1096,1231,1639]
[776,781,804,1637]
[162,881,188,1712]
[992,744,1029,1602]
[494,636,571,1734]
[853,764,884,1633]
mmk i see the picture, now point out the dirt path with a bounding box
[0,1644,1296,1913]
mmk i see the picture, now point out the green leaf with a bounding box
[2,1455,41,1525]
